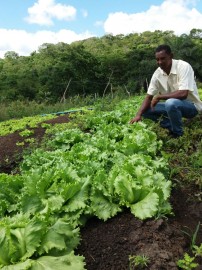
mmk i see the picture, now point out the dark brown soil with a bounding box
[0,115,202,269]
[0,115,70,173]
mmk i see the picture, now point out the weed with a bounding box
[177,244,202,269]
[129,254,150,269]
[177,253,198,269]
[177,225,202,270]
[193,243,202,257]
[182,222,201,250]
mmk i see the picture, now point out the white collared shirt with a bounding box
[147,59,202,112]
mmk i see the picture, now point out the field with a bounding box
[0,97,202,269]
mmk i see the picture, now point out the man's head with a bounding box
[155,44,173,74]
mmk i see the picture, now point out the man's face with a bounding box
[155,50,172,73]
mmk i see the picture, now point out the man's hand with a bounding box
[129,94,153,124]
[151,96,160,110]
[150,90,188,110]
[129,115,142,124]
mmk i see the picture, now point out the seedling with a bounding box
[129,254,150,269]
[16,141,25,146]
[177,242,202,269]
[41,123,51,128]
[24,138,36,143]
[177,253,198,269]
[182,222,201,250]
[193,243,202,257]
[19,129,34,137]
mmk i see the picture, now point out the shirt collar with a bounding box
[159,59,177,76]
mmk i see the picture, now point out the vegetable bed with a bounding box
[0,98,202,269]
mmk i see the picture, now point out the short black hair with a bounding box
[155,44,172,54]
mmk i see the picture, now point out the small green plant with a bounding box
[177,253,198,269]
[40,123,51,129]
[182,222,201,250]
[177,223,201,269]
[16,141,25,146]
[177,243,202,269]
[193,243,202,257]
[129,254,150,269]
[19,129,34,137]
[24,138,36,144]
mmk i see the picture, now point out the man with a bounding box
[130,44,202,137]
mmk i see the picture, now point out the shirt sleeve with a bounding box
[147,74,160,96]
[177,62,195,92]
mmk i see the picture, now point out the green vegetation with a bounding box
[177,253,199,270]
[177,242,202,270]
[0,29,202,107]
[0,94,201,269]
[177,223,202,269]
[0,97,172,269]
[0,114,56,136]
[129,254,150,269]
[19,129,34,137]
[0,27,201,268]
[0,96,95,122]
[182,222,201,251]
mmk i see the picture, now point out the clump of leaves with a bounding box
[193,243,202,257]
[177,253,198,270]
[16,141,25,146]
[129,254,150,269]
[177,243,202,270]
[19,129,34,137]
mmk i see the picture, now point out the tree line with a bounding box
[0,29,201,103]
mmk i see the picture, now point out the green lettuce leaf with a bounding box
[38,219,80,255]
[1,259,32,270]
[130,192,159,219]
[30,252,85,270]
[90,190,121,221]
[0,215,45,266]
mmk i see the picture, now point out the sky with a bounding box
[0,0,202,58]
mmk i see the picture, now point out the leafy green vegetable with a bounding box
[0,97,172,268]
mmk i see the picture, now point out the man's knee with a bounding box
[165,98,180,110]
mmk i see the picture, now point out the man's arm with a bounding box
[130,94,153,124]
[151,90,188,109]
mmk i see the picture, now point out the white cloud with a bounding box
[81,9,88,18]
[25,0,77,26]
[104,0,202,35]
[0,29,93,58]
[1,0,202,58]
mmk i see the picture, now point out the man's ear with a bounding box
[170,53,174,58]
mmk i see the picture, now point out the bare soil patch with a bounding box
[0,115,70,173]
[76,188,202,269]
[0,115,202,269]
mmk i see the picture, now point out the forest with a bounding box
[0,28,202,104]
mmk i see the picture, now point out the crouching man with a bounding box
[130,44,202,137]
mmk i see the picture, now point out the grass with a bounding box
[0,90,130,122]
[150,114,202,190]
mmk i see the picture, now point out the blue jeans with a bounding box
[142,99,198,136]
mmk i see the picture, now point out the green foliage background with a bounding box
[0,29,202,103]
